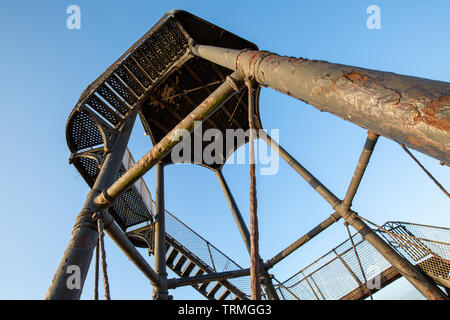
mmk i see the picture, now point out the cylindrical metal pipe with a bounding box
[191,45,450,164]
[46,112,137,300]
[215,170,251,253]
[100,211,160,287]
[265,212,341,269]
[93,71,245,209]
[342,132,379,209]
[153,162,168,299]
[167,268,250,289]
[262,134,341,208]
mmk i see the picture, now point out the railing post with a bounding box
[153,162,168,300]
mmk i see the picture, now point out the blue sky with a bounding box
[0,1,448,300]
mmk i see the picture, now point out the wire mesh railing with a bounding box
[276,221,450,300]
[122,148,155,217]
[163,207,255,299]
[379,221,450,288]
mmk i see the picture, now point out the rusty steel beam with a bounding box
[167,268,250,289]
[215,170,251,253]
[191,44,450,164]
[265,212,341,269]
[92,71,245,209]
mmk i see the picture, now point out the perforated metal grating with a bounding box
[86,95,122,125]
[67,110,104,152]
[380,222,450,288]
[97,84,130,116]
[66,15,189,155]
[110,170,151,229]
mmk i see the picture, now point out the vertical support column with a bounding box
[153,162,168,300]
[46,111,137,300]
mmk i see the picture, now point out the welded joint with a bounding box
[336,203,360,226]
[226,75,241,92]
[237,50,273,85]
[100,189,114,206]
[367,130,380,140]
[72,210,98,233]
[187,37,196,57]
[166,278,177,290]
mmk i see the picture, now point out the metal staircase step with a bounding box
[198,281,210,293]
[207,282,222,299]
[181,261,196,278]
[194,268,205,277]
[174,255,188,273]
[218,289,231,300]
[166,248,179,266]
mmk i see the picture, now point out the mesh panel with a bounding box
[85,95,122,125]
[115,66,144,97]
[381,222,450,286]
[277,222,450,300]
[124,58,152,88]
[155,27,177,60]
[163,22,186,53]
[111,170,150,228]
[146,36,171,67]
[163,211,251,299]
[106,75,137,106]
[132,50,159,80]
[68,110,104,151]
[97,84,130,115]
[140,42,164,73]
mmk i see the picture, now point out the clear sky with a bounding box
[0,1,448,300]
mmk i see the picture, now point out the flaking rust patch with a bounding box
[344,71,370,83]
[416,96,450,131]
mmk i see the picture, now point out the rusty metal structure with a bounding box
[46,10,449,300]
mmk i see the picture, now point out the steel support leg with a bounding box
[153,162,168,300]
[215,170,251,252]
[265,212,340,269]
[46,112,138,300]
[263,133,447,300]
[215,169,279,300]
